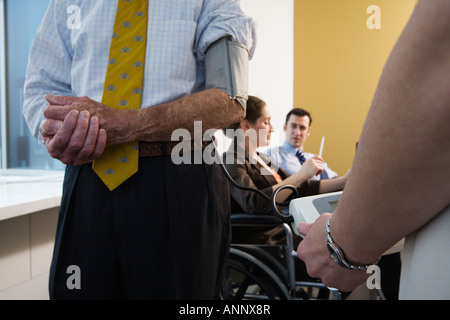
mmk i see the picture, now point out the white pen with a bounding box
[318,135,325,158]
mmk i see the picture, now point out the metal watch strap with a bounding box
[325,216,378,271]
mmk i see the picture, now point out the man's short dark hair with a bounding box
[285,108,312,126]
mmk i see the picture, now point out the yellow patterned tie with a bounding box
[93,0,148,191]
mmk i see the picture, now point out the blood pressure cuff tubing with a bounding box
[204,37,249,111]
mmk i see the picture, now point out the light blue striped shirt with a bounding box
[265,142,338,180]
[22,0,256,144]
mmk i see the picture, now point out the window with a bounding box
[0,0,64,171]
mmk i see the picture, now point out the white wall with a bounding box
[214,0,294,152]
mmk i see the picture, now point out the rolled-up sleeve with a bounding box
[195,0,257,61]
[22,0,74,145]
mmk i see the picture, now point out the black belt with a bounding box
[139,140,210,157]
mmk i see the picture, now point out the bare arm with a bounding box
[128,89,245,144]
[272,156,324,201]
[45,88,244,144]
[297,0,450,291]
[333,0,450,263]
[42,89,244,164]
[318,174,347,194]
[275,160,348,201]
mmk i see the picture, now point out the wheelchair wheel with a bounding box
[221,248,291,300]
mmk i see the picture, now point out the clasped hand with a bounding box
[40,95,127,165]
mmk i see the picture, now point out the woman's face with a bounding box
[246,105,273,148]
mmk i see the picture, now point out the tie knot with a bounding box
[296,150,306,164]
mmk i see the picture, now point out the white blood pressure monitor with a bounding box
[289,191,404,255]
[289,191,342,237]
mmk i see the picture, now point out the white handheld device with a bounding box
[289,191,342,237]
[288,191,404,254]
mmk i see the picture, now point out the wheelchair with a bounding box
[212,143,381,300]
[220,213,343,300]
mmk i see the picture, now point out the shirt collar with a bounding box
[282,141,303,153]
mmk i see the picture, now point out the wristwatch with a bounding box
[325,217,378,271]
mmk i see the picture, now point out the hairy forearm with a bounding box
[331,0,450,265]
[41,89,245,164]
[120,88,245,145]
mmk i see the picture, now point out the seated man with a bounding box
[266,108,338,180]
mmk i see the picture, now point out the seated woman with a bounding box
[223,96,350,245]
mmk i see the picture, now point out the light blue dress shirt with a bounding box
[266,141,338,180]
[22,0,256,144]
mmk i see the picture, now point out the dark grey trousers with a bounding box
[49,152,231,299]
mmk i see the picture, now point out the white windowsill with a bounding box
[0,169,64,221]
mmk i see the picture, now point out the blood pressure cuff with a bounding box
[204,37,249,111]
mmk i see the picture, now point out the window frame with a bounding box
[0,0,7,171]
[0,0,65,174]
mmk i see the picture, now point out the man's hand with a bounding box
[40,106,106,165]
[296,213,369,292]
[298,156,324,178]
[44,95,133,146]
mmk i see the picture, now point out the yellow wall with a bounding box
[294,0,417,175]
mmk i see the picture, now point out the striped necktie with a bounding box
[92,0,148,191]
[296,150,306,165]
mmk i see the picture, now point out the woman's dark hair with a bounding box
[245,95,266,124]
[224,95,266,135]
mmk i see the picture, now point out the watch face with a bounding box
[331,252,340,263]
[327,242,341,264]
[326,242,334,255]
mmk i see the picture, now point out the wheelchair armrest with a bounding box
[231,213,283,226]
